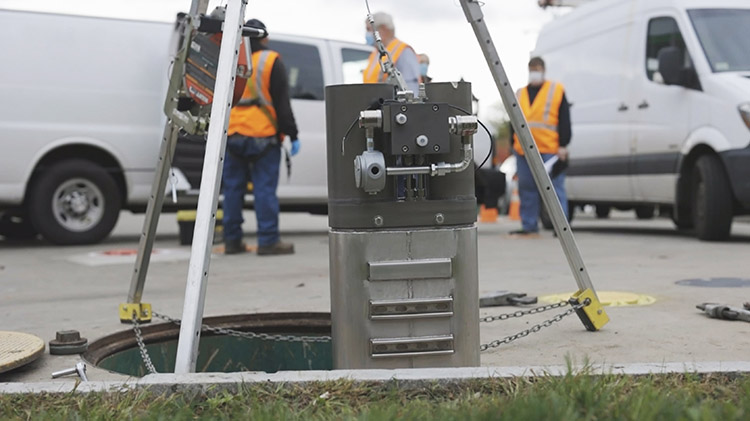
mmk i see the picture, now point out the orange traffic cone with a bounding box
[508,185,521,221]
[478,204,499,223]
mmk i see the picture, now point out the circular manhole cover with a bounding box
[675,278,750,288]
[0,331,45,374]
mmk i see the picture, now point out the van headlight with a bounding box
[740,103,750,130]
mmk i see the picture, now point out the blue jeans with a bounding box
[515,152,568,232]
[222,134,281,247]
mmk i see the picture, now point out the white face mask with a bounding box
[528,70,545,85]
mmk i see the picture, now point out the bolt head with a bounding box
[432,104,439,111]
[433,145,440,152]
[435,213,445,224]
[401,145,409,153]
[373,215,384,226]
[400,105,407,112]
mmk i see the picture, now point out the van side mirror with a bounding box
[657,46,683,86]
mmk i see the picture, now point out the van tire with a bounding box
[28,159,121,245]
[635,205,655,220]
[692,155,732,241]
[595,205,611,219]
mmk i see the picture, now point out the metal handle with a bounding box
[618,103,629,112]
[638,100,649,109]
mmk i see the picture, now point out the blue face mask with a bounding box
[420,63,429,77]
[365,32,375,46]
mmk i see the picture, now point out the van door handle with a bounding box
[618,103,629,112]
[638,101,649,109]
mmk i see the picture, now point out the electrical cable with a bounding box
[447,104,495,171]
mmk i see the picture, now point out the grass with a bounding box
[1,371,749,420]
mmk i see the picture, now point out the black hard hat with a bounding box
[245,18,266,30]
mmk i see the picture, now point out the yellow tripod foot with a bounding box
[119,303,152,323]
[569,289,609,331]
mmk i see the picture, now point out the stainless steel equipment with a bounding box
[326,81,481,369]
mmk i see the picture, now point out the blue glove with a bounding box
[290,139,300,156]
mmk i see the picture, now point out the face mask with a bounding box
[365,32,375,46]
[528,70,544,85]
[420,63,429,77]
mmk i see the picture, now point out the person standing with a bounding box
[417,53,432,83]
[222,18,300,255]
[510,56,571,237]
[363,12,421,93]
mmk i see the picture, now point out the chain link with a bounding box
[153,311,332,343]
[480,300,570,323]
[479,300,588,352]
[131,315,158,374]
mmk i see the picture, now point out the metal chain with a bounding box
[132,315,158,374]
[153,311,332,343]
[479,300,588,351]
[480,301,570,323]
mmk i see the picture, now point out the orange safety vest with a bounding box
[363,38,413,84]
[228,50,279,138]
[513,81,565,155]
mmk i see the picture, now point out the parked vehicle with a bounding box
[535,0,750,240]
[0,9,492,244]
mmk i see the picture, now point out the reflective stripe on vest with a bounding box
[228,50,279,137]
[513,81,565,155]
[363,38,411,84]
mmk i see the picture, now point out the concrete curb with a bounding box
[2,361,750,395]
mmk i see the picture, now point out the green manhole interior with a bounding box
[89,313,333,377]
[98,333,332,377]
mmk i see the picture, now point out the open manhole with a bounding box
[83,312,331,377]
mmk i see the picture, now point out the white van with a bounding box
[0,9,492,244]
[535,0,750,240]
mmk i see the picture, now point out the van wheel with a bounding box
[595,205,611,219]
[692,155,732,241]
[635,205,655,220]
[28,160,121,245]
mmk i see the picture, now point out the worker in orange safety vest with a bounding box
[363,12,421,93]
[223,18,300,255]
[509,56,572,237]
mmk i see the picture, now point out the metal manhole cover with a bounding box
[675,278,750,288]
[0,331,45,374]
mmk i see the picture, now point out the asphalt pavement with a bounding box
[1,208,749,383]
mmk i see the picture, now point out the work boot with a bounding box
[257,241,295,256]
[224,239,247,255]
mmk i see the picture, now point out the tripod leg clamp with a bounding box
[569,289,609,331]
[119,302,153,323]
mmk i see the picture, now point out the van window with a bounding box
[268,40,324,100]
[645,17,691,82]
[689,9,750,73]
[342,48,371,84]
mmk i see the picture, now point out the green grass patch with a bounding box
[1,372,749,420]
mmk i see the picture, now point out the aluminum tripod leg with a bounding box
[459,0,595,295]
[174,0,248,374]
[120,122,179,322]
